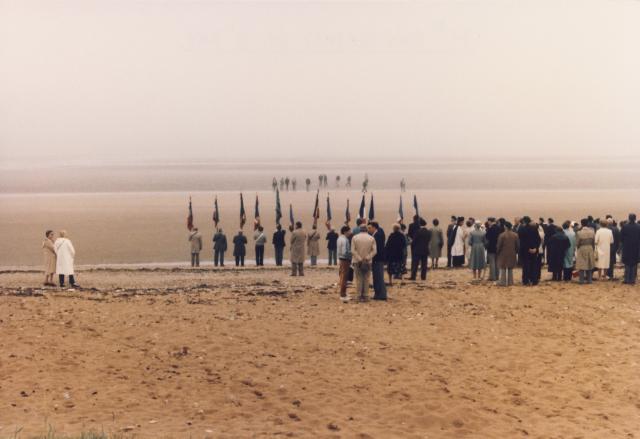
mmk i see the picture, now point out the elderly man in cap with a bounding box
[189,227,203,267]
[351,224,377,302]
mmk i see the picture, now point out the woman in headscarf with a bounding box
[575,218,596,284]
[468,222,487,280]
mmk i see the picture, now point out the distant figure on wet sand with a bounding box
[188,227,203,267]
[351,225,377,302]
[290,222,306,276]
[272,224,286,266]
[233,231,247,267]
[54,230,78,288]
[42,230,57,286]
[307,226,320,266]
[213,228,227,267]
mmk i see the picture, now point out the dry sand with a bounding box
[1,266,639,438]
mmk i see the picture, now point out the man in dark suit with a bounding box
[368,221,387,300]
[272,224,286,266]
[409,218,432,281]
[607,217,621,280]
[446,215,456,268]
[621,213,640,284]
[518,216,542,286]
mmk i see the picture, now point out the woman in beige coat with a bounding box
[42,230,57,286]
[575,219,595,284]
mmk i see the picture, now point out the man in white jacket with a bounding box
[351,225,377,302]
[54,230,78,288]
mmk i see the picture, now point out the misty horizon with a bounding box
[2,0,639,162]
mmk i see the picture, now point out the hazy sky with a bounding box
[1,0,639,161]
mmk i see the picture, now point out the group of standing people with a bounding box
[271,175,354,192]
[443,214,640,286]
[41,230,78,288]
[190,223,337,269]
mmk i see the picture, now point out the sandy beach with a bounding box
[1,266,639,438]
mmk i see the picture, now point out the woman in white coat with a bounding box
[594,220,614,280]
[54,230,78,288]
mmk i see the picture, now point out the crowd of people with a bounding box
[185,212,640,303]
[41,213,640,299]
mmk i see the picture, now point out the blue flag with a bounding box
[358,194,365,219]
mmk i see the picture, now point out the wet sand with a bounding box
[1,266,639,438]
[2,188,639,268]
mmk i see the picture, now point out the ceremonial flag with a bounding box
[368,193,375,221]
[187,196,194,231]
[413,194,419,217]
[289,203,295,227]
[254,194,260,229]
[312,190,320,226]
[345,199,351,225]
[240,193,246,229]
[275,189,282,225]
[358,194,365,219]
[213,196,220,228]
[325,194,332,229]
[398,196,404,222]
